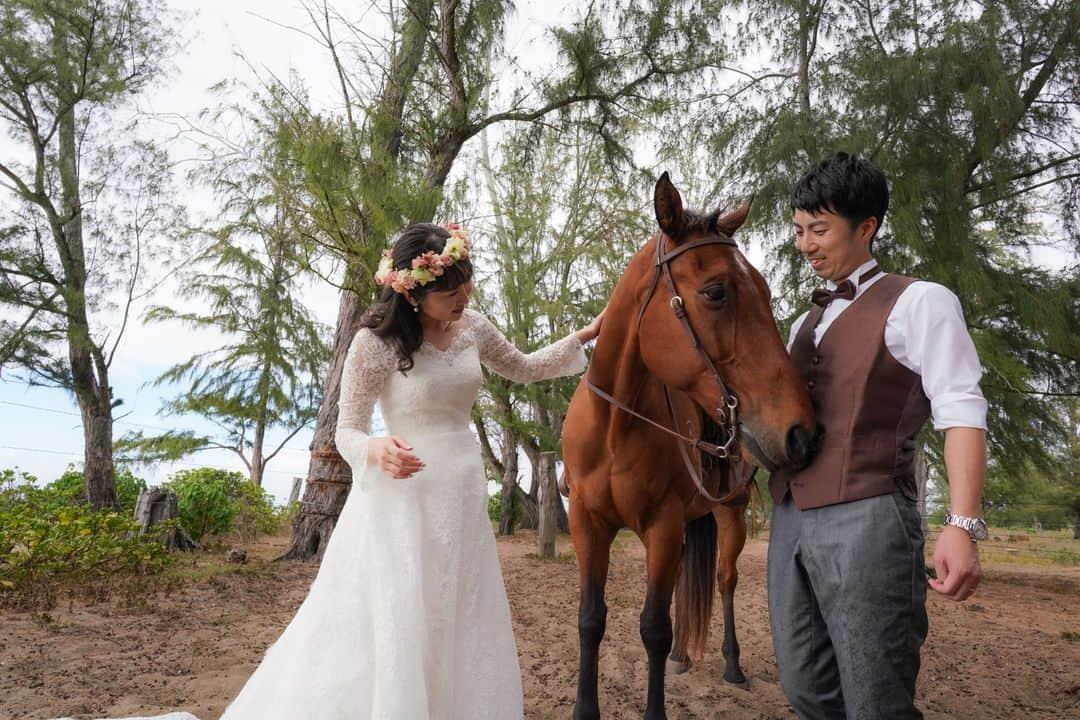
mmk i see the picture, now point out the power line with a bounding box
[0,444,306,477]
[0,399,312,453]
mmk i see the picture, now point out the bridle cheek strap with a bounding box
[589,232,754,506]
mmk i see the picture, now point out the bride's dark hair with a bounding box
[360,222,474,372]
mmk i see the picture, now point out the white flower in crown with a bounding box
[373,224,472,295]
[374,250,396,286]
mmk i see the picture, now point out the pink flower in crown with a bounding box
[391,273,417,294]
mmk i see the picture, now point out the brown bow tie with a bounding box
[811,266,881,307]
[811,280,855,307]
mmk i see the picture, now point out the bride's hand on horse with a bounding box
[368,436,425,479]
[576,305,607,344]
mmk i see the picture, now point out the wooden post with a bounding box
[538,451,558,558]
[915,442,930,536]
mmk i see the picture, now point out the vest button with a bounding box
[806,380,816,390]
[812,355,822,365]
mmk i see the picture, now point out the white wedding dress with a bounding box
[218,309,587,719]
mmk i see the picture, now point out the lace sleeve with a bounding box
[335,328,396,473]
[467,309,588,383]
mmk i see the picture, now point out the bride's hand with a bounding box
[368,436,425,479]
[576,305,607,344]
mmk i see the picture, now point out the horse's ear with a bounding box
[715,195,754,237]
[654,171,685,239]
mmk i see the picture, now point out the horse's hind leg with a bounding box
[716,503,748,685]
[640,501,685,720]
[571,501,616,720]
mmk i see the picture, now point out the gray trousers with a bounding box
[767,490,928,720]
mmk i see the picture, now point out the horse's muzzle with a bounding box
[785,423,820,470]
[739,426,780,472]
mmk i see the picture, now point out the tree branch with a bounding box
[264,421,314,463]
[963,6,1080,181]
[965,151,1080,194]
[971,172,1080,209]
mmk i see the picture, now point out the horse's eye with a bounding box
[701,284,726,303]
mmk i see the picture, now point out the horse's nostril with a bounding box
[785,424,818,469]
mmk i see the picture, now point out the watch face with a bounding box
[973,518,989,540]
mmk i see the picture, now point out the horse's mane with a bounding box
[680,208,726,237]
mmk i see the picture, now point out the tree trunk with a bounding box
[277,287,365,561]
[518,445,541,530]
[796,0,815,117]
[498,427,519,536]
[80,397,118,509]
[54,38,117,511]
[538,451,558,558]
[250,358,274,486]
[1073,507,1080,540]
[133,487,198,551]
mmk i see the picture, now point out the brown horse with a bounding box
[562,173,818,720]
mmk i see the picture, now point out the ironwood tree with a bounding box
[260,0,736,560]
[0,0,180,509]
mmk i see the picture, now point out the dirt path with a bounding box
[1,532,1077,719]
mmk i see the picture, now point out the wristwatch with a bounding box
[943,512,989,542]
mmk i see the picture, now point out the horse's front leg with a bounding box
[640,500,685,720]
[716,503,748,685]
[571,501,616,720]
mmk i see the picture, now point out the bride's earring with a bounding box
[413,305,420,313]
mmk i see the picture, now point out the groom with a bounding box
[767,152,988,719]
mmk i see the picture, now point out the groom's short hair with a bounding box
[791,152,889,244]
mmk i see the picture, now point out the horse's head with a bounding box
[638,172,818,471]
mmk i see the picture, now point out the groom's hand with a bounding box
[929,525,982,601]
[369,436,425,479]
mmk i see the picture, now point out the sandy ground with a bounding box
[1,531,1078,719]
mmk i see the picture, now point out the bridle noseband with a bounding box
[588,231,753,506]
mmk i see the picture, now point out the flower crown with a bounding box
[374,224,472,295]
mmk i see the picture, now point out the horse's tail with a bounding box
[673,512,718,661]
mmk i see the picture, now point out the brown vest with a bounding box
[770,273,931,510]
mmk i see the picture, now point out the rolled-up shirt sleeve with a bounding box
[886,282,988,431]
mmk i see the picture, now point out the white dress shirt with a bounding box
[788,258,988,431]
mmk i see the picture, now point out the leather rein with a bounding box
[587,232,753,506]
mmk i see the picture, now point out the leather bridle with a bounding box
[587,232,754,506]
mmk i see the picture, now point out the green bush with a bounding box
[166,468,244,541]
[166,468,284,542]
[0,468,172,598]
[487,490,524,525]
[232,479,285,541]
[278,499,301,529]
[46,465,148,514]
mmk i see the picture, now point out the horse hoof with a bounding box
[666,657,691,675]
[724,669,748,687]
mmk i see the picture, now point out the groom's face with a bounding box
[793,207,875,283]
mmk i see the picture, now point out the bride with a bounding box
[218,222,603,719]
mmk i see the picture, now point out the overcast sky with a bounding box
[0,0,586,504]
[2,0,388,503]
